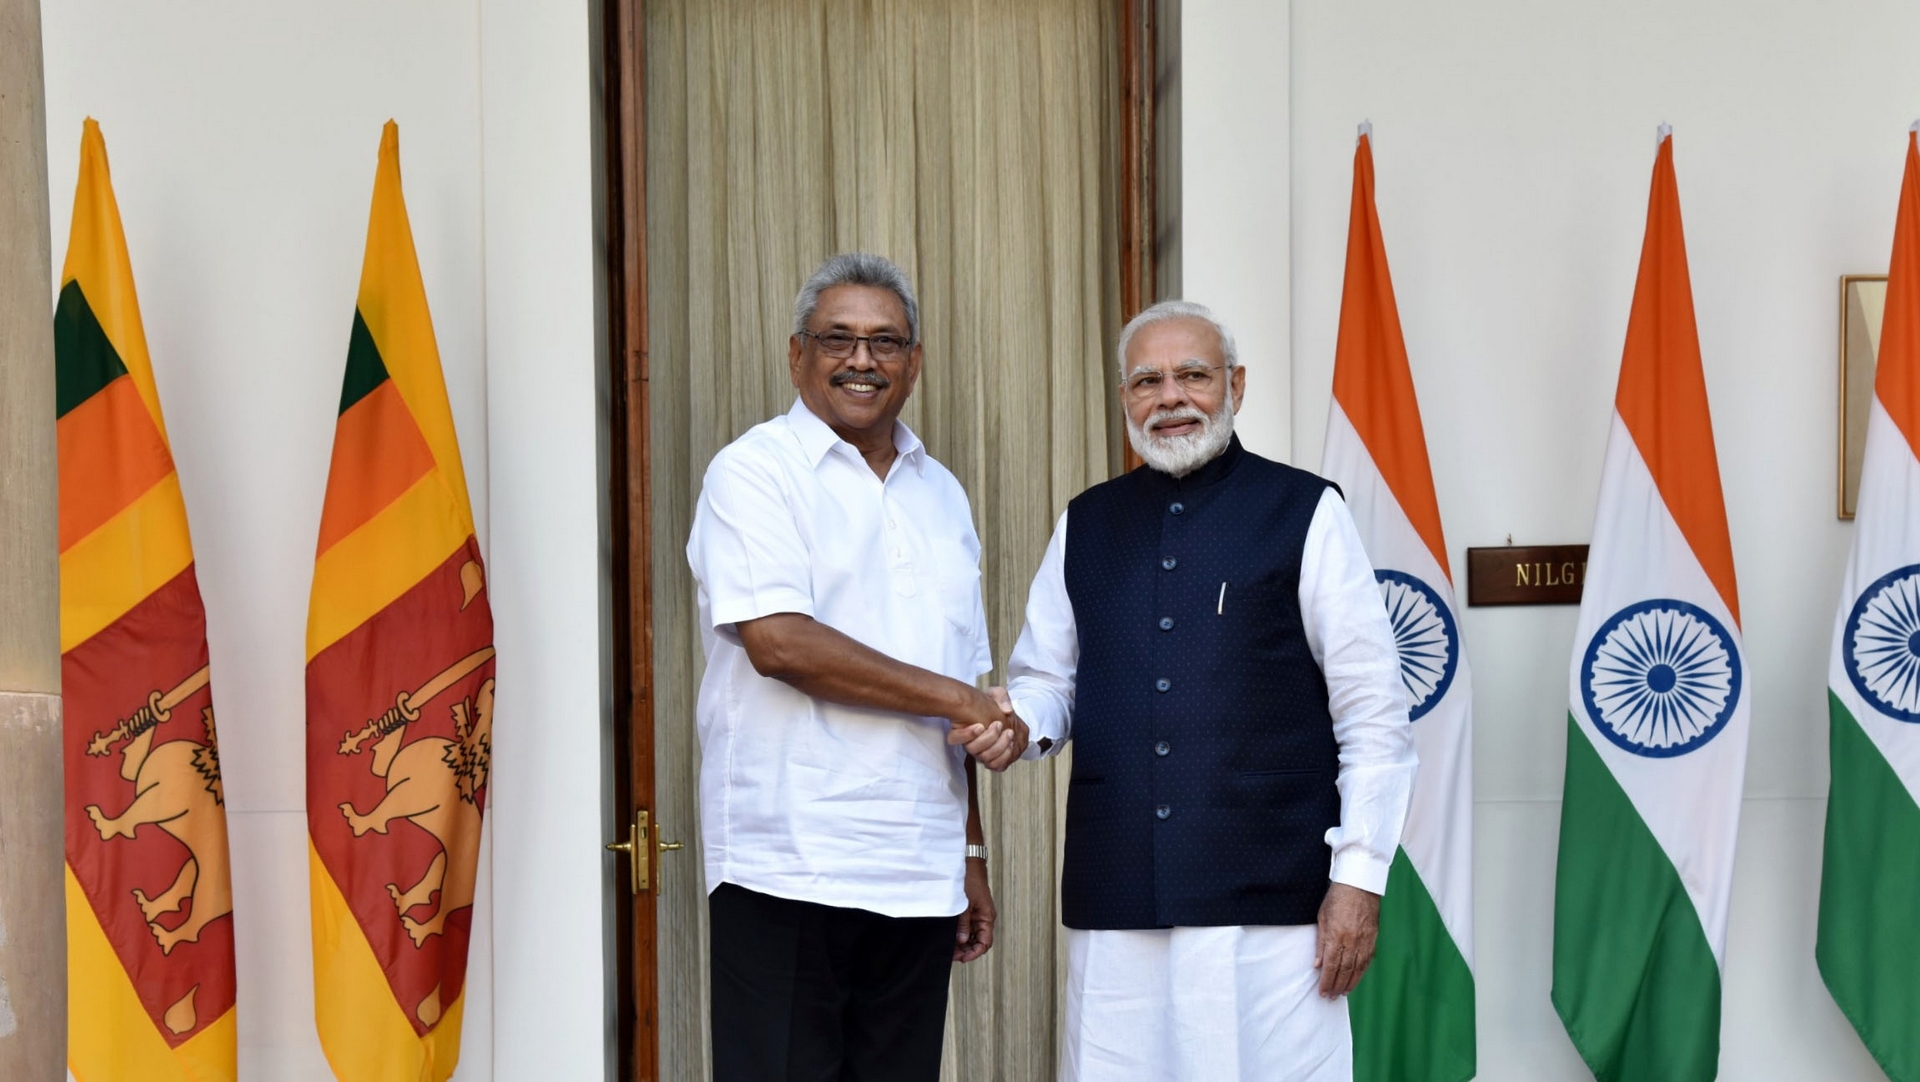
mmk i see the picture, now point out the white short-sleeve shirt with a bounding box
[686,398,991,918]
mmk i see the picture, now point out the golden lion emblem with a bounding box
[336,646,495,949]
[83,664,233,963]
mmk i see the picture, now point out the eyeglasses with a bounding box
[1122,363,1228,401]
[799,329,914,361]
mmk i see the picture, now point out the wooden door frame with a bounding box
[599,1,1155,1077]
[604,0,656,1079]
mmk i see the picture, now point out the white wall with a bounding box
[1186,0,1920,1077]
[41,2,606,1078]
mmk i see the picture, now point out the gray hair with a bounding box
[1116,300,1239,377]
[792,252,920,344]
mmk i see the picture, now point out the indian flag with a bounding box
[1551,127,1748,1082]
[1818,125,1920,1082]
[1324,126,1475,1082]
[57,119,238,1082]
[306,122,494,1082]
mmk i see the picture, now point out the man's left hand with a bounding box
[1314,882,1381,998]
[954,858,996,963]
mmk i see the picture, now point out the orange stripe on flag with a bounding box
[1874,130,1920,455]
[316,380,438,556]
[57,375,176,553]
[1612,134,1741,625]
[1331,132,1451,580]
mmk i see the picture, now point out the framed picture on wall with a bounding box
[1841,274,1890,519]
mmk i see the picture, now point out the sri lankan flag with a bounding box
[57,119,237,1082]
[306,121,494,1082]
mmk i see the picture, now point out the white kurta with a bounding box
[1008,486,1416,1081]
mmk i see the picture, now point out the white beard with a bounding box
[1126,397,1236,477]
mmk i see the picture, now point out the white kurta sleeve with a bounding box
[1298,487,1417,895]
[686,449,813,644]
[1007,511,1076,759]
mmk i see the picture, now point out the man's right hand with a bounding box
[947,685,1028,771]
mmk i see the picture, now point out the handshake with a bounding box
[946,685,1029,772]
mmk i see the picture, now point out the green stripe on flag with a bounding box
[1553,713,1720,1082]
[338,309,391,415]
[1818,692,1920,1082]
[53,279,129,418]
[1351,847,1475,1082]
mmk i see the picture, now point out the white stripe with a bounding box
[1569,412,1749,965]
[1828,396,1920,793]
[1323,403,1474,964]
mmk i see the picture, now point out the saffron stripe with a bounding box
[57,374,175,552]
[315,379,437,556]
[1611,135,1741,626]
[1330,133,1452,580]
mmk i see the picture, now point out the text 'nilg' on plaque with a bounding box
[1465,545,1589,606]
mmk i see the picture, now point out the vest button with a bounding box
[1155,677,1171,693]
[1154,740,1170,756]
[1155,804,1171,820]
[1169,502,1185,515]
[1161,557,1178,571]
[1158,616,1174,631]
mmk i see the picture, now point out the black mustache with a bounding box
[831,371,892,389]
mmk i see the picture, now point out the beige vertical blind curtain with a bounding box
[646,1,1121,1077]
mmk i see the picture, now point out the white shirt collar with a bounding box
[785,397,925,472]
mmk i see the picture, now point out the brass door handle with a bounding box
[606,809,650,894]
[606,809,685,895]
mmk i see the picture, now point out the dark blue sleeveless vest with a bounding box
[1060,436,1342,929]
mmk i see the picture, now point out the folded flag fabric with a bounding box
[1551,128,1748,1082]
[1817,125,1920,1082]
[306,121,495,1082]
[57,117,238,1082]
[1325,127,1476,1082]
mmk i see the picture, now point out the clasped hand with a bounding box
[947,685,1029,771]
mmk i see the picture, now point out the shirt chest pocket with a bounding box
[936,559,983,636]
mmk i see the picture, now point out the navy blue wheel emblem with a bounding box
[1375,569,1458,722]
[1580,598,1741,758]
[1842,562,1920,724]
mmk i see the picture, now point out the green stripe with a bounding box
[53,279,130,418]
[1351,848,1476,1082]
[338,310,390,415]
[1818,692,1920,1082]
[1552,713,1720,1082]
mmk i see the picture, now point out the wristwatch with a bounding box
[965,843,989,863]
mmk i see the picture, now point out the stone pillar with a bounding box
[0,0,66,1077]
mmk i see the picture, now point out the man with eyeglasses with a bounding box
[686,252,1027,1081]
[999,300,1417,1080]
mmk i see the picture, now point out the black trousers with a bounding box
[709,882,956,1082]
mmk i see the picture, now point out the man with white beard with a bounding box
[993,300,1416,1080]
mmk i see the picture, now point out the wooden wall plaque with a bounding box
[1466,545,1590,606]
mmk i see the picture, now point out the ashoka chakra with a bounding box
[1843,563,1920,724]
[1579,598,1740,758]
[1376,569,1459,722]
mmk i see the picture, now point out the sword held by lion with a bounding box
[83,664,233,960]
[335,645,495,949]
